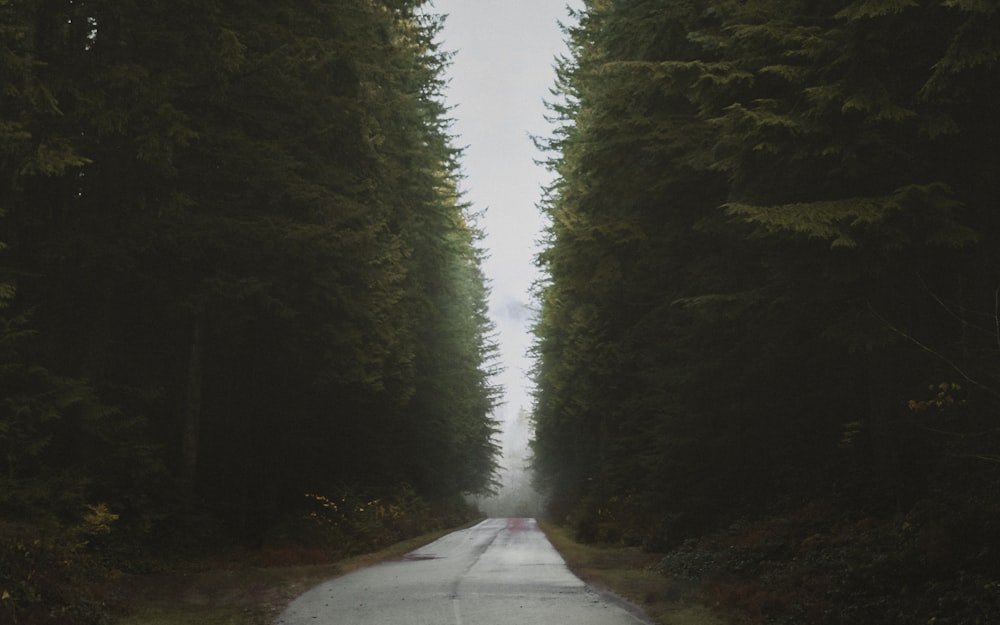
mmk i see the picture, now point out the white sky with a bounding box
[430,1,579,441]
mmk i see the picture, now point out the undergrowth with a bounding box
[0,486,479,625]
[658,498,1000,625]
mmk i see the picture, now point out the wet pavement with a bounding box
[275,517,650,624]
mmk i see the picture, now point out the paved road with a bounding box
[275,517,650,624]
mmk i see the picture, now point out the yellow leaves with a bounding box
[81,503,119,536]
[845,382,964,448]
[305,492,343,513]
[305,491,403,527]
[907,382,964,413]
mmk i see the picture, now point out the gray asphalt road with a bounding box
[274,517,650,624]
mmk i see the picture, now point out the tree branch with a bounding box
[953,454,1000,465]
[868,302,1000,401]
[917,274,994,338]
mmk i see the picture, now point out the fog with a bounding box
[431,0,578,517]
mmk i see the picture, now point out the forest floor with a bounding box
[112,519,709,625]
[539,520,726,625]
[111,503,1000,625]
[110,526,468,625]
[543,497,1000,625]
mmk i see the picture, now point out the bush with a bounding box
[282,484,477,559]
[0,515,117,625]
[656,497,1000,625]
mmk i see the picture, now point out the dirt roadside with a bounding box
[113,519,726,625]
[539,520,728,625]
[112,526,470,625]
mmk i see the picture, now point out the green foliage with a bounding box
[0,0,500,598]
[725,183,979,249]
[836,0,920,21]
[531,0,1000,561]
[659,498,1000,624]
[0,519,113,625]
[301,485,441,556]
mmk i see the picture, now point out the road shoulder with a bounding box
[538,520,727,625]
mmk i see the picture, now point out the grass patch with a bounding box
[538,520,726,625]
[113,523,476,625]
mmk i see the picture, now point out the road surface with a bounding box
[275,517,650,624]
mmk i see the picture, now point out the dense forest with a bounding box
[0,1,501,622]
[531,0,1000,621]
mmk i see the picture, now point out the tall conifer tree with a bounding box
[532,0,1000,544]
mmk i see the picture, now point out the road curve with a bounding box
[275,517,650,625]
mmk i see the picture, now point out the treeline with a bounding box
[1,0,499,620]
[532,0,1000,550]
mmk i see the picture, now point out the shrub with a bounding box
[0,511,118,625]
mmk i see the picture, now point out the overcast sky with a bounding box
[430,0,579,437]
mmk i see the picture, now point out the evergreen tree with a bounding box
[531,0,1000,545]
[1,0,501,552]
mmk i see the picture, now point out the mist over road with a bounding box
[275,518,649,624]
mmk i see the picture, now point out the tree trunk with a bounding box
[180,305,204,505]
